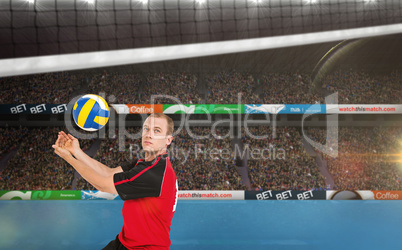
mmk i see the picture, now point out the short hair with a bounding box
[146,113,174,136]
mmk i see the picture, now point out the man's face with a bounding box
[142,116,172,154]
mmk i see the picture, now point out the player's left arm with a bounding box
[52,141,118,194]
[66,154,117,194]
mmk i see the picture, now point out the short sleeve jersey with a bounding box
[113,153,178,249]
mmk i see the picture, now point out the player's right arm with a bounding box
[59,131,122,177]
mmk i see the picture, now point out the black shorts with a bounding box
[103,234,167,250]
[102,234,128,250]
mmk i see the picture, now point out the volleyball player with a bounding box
[52,113,178,250]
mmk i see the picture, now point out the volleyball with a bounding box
[72,94,110,131]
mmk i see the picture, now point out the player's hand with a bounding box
[52,142,72,161]
[59,131,81,155]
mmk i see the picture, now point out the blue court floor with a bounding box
[0,200,401,250]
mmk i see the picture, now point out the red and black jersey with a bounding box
[113,153,178,249]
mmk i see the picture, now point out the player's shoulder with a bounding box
[131,153,169,167]
[131,153,171,170]
[156,154,176,177]
[120,160,136,172]
[153,153,171,166]
[121,158,148,171]
[154,153,169,161]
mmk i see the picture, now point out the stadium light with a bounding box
[196,0,206,3]
[364,0,377,3]
[27,0,34,3]
[252,0,265,3]
[305,0,318,4]
[86,0,95,4]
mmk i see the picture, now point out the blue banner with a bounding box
[81,190,121,200]
[245,104,326,114]
[279,104,326,114]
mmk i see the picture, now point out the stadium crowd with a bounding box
[141,73,203,104]
[87,73,141,104]
[1,125,401,191]
[1,68,401,191]
[205,71,258,104]
[85,72,203,104]
[0,73,83,104]
[0,127,29,161]
[0,127,94,190]
[1,70,400,104]
[306,127,402,190]
[171,127,245,190]
[322,70,402,104]
[260,72,324,104]
[243,126,326,191]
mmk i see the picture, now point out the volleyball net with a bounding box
[0,0,402,77]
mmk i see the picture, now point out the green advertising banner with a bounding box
[163,104,244,114]
[31,191,81,200]
[0,191,32,200]
[0,190,81,200]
